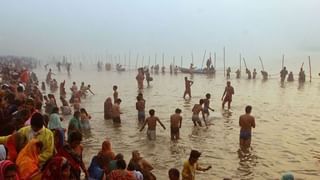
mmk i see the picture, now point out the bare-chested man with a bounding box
[203,93,214,117]
[221,81,234,110]
[136,95,146,122]
[192,99,206,127]
[112,98,122,124]
[170,108,182,140]
[113,85,118,103]
[136,68,145,89]
[183,77,193,99]
[140,109,166,140]
[239,105,255,152]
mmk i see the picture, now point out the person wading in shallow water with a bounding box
[221,81,234,110]
[183,77,193,99]
[239,105,255,153]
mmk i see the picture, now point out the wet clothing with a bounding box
[147,129,156,140]
[240,131,251,140]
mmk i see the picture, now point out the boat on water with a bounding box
[116,64,125,71]
[179,67,216,74]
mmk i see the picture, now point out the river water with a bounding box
[35,64,320,179]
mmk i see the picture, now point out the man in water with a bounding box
[192,99,206,127]
[261,70,268,80]
[136,68,145,89]
[136,95,145,122]
[203,93,214,117]
[280,67,288,82]
[236,69,241,79]
[252,68,257,79]
[287,72,294,82]
[246,68,252,79]
[140,109,166,140]
[183,77,193,99]
[221,81,234,110]
[226,67,231,79]
[112,98,122,124]
[239,105,255,152]
[170,108,182,140]
[113,85,118,103]
[298,68,306,83]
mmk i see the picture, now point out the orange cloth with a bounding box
[99,140,115,160]
[16,139,40,180]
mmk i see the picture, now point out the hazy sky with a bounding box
[0,0,319,70]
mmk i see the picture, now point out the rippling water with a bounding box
[35,65,320,179]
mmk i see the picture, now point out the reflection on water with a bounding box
[35,66,320,179]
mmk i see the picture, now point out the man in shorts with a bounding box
[221,81,234,110]
[140,109,166,140]
[239,105,255,152]
[170,108,182,140]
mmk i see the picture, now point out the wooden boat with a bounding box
[179,67,215,74]
[116,64,125,71]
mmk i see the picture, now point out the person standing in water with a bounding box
[170,108,182,140]
[239,105,255,152]
[192,99,206,127]
[112,98,122,124]
[203,93,215,118]
[280,67,288,82]
[287,72,294,82]
[140,109,166,140]
[136,68,145,90]
[136,95,146,122]
[113,85,118,103]
[252,68,257,79]
[226,67,231,79]
[221,81,234,110]
[183,77,193,99]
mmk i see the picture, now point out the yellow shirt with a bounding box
[18,126,54,165]
[182,160,198,180]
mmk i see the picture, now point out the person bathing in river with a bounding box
[239,105,255,153]
[140,109,166,140]
[183,77,193,99]
[221,81,234,110]
[170,108,182,140]
[203,93,214,118]
[192,99,206,127]
[113,85,118,103]
[112,98,122,124]
[136,95,146,122]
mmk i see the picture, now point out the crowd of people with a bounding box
[0,56,302,180]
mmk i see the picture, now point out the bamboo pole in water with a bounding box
[308,56,311,82]
[243,58,248,69]
[128,51,131,71]
[191,52,194,64]
[162,53,164,66]
[239,54,242,72]
[173,56,175,66]
[135,54,139,69]
[201,50,207,69]
[259,56,264,71]
[282,55,284,69]
[181,56,183,67]
[142,56,144,67]
[214,52,216,68]
[223,47,226,77]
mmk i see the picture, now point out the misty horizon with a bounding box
[0,0,319,72]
